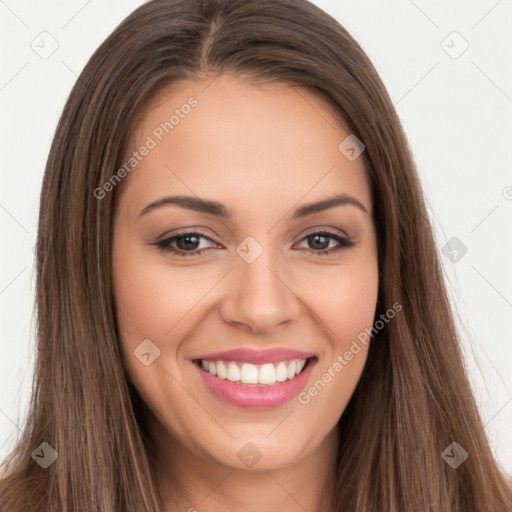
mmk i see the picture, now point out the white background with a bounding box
[1,0,511,475]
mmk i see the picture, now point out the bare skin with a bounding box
[112,74,379,512]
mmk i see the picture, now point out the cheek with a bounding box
[329,272,378,343]
[295,253,379,346]
[111,248,199,431]
[293,253,378,413]
[111,246,221,403]
[113,250,211,342]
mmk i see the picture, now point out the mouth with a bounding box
[192,354,318,409]
[193,356,315,386]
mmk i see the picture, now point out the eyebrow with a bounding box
[138,193,368,219]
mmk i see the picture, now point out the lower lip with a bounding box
[194,358,317,409]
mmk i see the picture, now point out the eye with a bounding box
[153,229,355,257]
[294,230,355,255]
[154,231,219,256]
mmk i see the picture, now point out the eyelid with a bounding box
[298,225,350,239]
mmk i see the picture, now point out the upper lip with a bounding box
[193,348,316,364]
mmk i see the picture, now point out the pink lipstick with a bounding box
[192,348,317,409]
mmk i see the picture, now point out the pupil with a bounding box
[309,234,329,250]
[177,235,200,251]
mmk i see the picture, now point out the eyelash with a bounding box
[153,229,355,257]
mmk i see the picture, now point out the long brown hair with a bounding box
[1,0,510,510]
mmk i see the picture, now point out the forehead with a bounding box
[119,74,371,218]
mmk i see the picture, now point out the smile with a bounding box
[192,349,317,409]
[197,358,308,385]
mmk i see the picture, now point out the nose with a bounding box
[219,247,302,334]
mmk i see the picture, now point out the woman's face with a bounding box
[112,74,378,471]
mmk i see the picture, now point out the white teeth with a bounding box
[199,358,309,385]
[240,363,259,384]
[217,361,227,379]
[259,364,276,385]
[226,362,241,382]
[276,362,288,382]
[287,360,296,379]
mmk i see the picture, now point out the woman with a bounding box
[1,0,510,510]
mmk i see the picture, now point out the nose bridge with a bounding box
[220,237,301,332]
